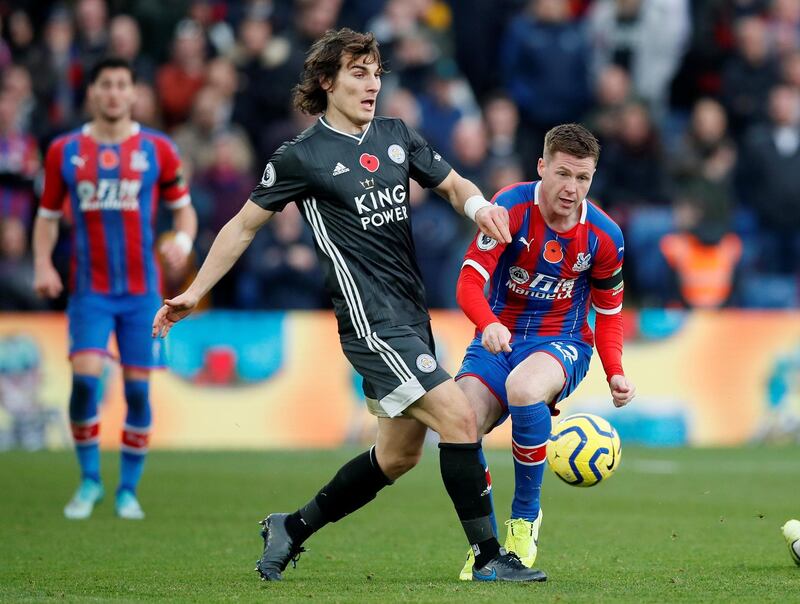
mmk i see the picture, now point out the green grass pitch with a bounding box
[1,446,798,602]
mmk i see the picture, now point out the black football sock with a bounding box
[439,442,500,568]
[284,446,392,546]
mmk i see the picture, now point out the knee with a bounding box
[441,405,478,443]
[506,381,551,407]
[379,448,422,480]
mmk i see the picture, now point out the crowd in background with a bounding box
[1,0,799,312]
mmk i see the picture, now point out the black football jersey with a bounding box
[250,116,453,341]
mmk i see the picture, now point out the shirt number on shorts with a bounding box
[551,342,579,364]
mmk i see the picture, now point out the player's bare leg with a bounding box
[64,353,106,520]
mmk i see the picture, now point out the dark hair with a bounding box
[88,57,136,84]
[543,123,601,164]
[292,28,382,115]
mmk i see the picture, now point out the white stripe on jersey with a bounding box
[302,197,370,338]
[302,197,418,385]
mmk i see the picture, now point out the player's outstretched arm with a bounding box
[433,170,511,243]
[32,214,63,299]
[152,200,274,338]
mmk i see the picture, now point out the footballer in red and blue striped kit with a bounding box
[454,124,636,579]
[33,57,197,521]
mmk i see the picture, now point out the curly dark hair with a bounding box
[292,28,383,115]
[543,123,601,164]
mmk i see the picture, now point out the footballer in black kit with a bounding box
[250,116,452,415]
[153,28,546,583]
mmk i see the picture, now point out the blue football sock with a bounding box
[69,374,101,483]
[477,443,498,538]
[508,402,551,522]
[119,379,151,495]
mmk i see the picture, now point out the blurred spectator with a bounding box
[670,98,737,208]
[23,10,82,138]
[109,14,156,84]
[720,16,781,139]
[587,0,691,119]
[767,0,800,57]
[258,107,318,164]
[381,87,423,129]
[238,203,326,309]
[369,0,443,94]
[780,48,800,87]
[187,0,236,57]
[0,217,45,310]
[451,0,522,99]
[174,87,253,175]
[229,12,297,155]
[156,19,207,129]
[75,0,109,67]
[738,83,800,273]
[408,181,463,308]
[6,10,33,65]
[593,100,669,212]
[584,64,633,143]
[0,93,39,227]
[290,0,343,52]
[485,156,527,195]
[206,57,241,125]
[417,60,473,159]
[449,117,489,189]
[482,92,520,161]
[659,198,743,309]
[132,82,163,129]
[501,0,592,173]
[195,132,254,233]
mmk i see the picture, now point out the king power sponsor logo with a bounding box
[506,270,576,300]
[354,184,409,230]
[77,178,141,211]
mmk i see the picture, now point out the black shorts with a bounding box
[341,322,451,418]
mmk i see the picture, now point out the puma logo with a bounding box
[519,236,533,252]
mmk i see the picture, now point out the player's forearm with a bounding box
[456,267,499,331]
[435,171,485,216]
[32,215,58,268]
[171,204,198,240]
[594,311,624,380]
[184,214,256,299]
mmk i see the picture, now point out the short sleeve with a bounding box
[38,138,67,218]
[402,122,452,189]
[157,137,191,209]
[250,142,308,212]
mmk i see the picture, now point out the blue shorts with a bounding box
[456,337,592,426]
[67,292,165,370]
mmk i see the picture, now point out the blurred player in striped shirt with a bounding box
[33,57,197,520]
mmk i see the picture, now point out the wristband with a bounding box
[464,195,492,222]
[173,231,193,255]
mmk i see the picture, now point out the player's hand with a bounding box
[608,374,636,407]
[152,292,199,338]
[159,239,190,271]
[475,205,512,244]
[33,263,63,299]
[481,322,512,354]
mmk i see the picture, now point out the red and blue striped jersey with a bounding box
[461,181,624,346]
[39,123,190,295]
